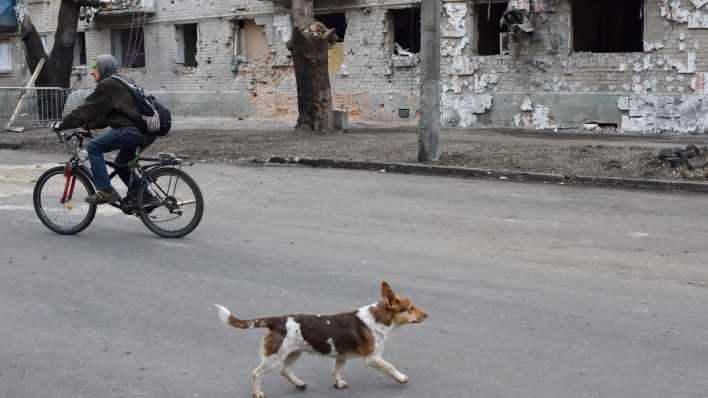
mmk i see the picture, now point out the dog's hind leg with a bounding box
[280,351,307,390]
[252,355,279,398]
[332,358,349,389]
[252,332,285,398]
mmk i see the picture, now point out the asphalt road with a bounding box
[1,150,707,398]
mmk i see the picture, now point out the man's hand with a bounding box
[50,121,63,132]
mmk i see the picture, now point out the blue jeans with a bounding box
[87,127,154,192]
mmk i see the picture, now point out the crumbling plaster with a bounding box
[3,0,421,122]
[7,0,708,133]
[441,0,708,134]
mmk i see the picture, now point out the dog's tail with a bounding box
[214,304,269,329]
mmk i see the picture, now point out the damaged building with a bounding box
[0,0,423,123]
[442,0,708,134]
[2,0,708,134]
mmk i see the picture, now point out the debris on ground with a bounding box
[657,145,708,180]
[3,125,708,182]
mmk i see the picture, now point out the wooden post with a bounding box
[418,0,441,162]
[6,58,45,132]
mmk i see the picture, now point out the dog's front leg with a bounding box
[365,356,409,384]
[332,358,349,389]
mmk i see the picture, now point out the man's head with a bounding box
[90,55,119,82]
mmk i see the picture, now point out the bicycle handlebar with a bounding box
[54,127,93,144]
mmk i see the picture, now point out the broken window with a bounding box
[572,0,644,53]
[391,7,421,54]
[74,32,87,66]
[315,13,346,75]
[111,27,146,68]
[176,23,198,67]
[315,13,346,41]
[234,19,268,61]
[475,1,509,56]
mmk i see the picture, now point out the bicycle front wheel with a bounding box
[137,167,204,238]
[33,166,97,235]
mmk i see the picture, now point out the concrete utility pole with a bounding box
[418,0,442,163]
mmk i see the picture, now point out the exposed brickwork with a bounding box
[8,0,708,134]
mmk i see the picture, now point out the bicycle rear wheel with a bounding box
[33,166,97,235]
[137,167,204,238]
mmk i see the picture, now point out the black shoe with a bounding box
[86,189,121,205]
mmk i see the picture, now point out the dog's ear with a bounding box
[381,281,397,309]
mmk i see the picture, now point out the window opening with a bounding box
[74,32,87,66]
[235,19,268,60]
[475,2,509,56]
[315,13,346,41]
[176,23,198,67]
[0,41,11,71]
[391,7,421,54]
[111,27,146,68]
[572,0,644,53]
[315,13,347,75]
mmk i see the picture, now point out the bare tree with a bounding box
[16,0,100,88]
[286,0,337,133]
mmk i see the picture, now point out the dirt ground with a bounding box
[2,122,707,182]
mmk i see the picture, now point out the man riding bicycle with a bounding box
[53,54,155,205]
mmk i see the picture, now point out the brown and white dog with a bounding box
[215,281,428,398]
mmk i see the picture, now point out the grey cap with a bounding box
[91,55,119,81]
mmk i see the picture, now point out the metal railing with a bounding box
[2,87,93,132]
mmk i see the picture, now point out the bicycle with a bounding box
[33,128,204,238]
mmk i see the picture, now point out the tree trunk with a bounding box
[18,0,98,88]
[16,0,98,120]
[288,0,335,133]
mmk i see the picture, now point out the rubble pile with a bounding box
[658,145,708,179]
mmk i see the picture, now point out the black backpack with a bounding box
[111,75,172,137]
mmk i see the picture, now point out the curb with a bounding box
[286,158,708,194]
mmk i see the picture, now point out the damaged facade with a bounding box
[0,0,422,122]
[2,0,708,134]
[441,0,708,134]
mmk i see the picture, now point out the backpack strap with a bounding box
[109,75,149,132]
[110,75,136,90]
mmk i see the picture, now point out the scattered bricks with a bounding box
[659,144,708,176]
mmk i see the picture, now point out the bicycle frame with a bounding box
[55,128,191,213]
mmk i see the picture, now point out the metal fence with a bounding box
[1,87,93,132]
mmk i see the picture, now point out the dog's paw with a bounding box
[334,380,349,389]
[395,374,409,384]
[295,382,308,391]
[253,392,266,398]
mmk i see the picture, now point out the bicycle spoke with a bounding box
[35,167,96,235]
[138,168,203,238]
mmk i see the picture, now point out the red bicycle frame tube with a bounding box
[60,163,76,205]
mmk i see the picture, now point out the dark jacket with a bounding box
[59,76,142,131]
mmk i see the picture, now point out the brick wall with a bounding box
[441,0,708,133]
[1,0,421,123]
